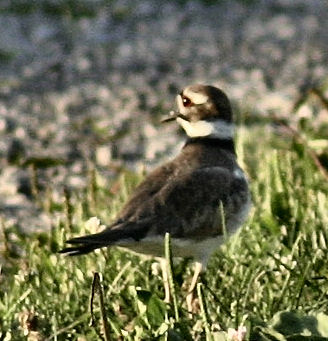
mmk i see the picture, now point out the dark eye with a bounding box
[182,96,193,107]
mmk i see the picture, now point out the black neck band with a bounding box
[184,137,236,154]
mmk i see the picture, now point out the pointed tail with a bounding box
[59,221,150,256]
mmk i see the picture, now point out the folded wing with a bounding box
[60,164,241,255]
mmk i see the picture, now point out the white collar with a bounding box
[177,118,234,139]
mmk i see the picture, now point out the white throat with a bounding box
[177,118,234,139]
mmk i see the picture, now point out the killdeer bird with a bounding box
[60,84,251,312]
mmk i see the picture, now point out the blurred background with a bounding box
[0,0,327,232]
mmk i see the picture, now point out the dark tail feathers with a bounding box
[59,221,150,256]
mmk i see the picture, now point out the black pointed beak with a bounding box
[161,111,190,123]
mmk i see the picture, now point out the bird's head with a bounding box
[162,84,234,139]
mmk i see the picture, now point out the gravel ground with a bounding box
[0,0,327,231]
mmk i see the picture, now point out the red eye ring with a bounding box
[182,96,193,107]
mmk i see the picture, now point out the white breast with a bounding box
[233,167,247,180]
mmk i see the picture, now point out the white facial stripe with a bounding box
[183,89,208,105]
[177,118,234,139]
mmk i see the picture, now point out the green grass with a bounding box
[1,112,328,340]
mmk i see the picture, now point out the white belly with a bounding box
[117,234,224,267]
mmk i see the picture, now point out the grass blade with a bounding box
[164,232,179,322]
[197,283,213,341]
[90,272,111,341]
